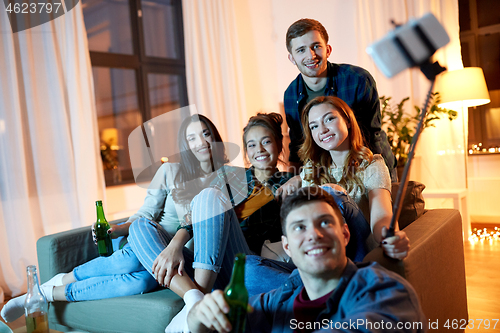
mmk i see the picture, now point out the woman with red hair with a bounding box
[297,96,409,259]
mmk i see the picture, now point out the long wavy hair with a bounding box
[242,112,284,166]
[172,114,227,203]
[298,96,373,194]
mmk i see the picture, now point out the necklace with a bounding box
[258,174,274,188]
[255,168,277,188]
[260,179,270,188]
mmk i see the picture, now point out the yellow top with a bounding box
[234,184,274,221]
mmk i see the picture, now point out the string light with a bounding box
[469,144,500,155]
[469,227,500,243]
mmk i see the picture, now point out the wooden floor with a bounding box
[1,230,500,332]
[464,224,500,332]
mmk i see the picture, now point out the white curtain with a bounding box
[0,4,104,297]
[182,0,247,166]
[354,0,465,189]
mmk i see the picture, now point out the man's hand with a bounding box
[275,175,302,201]
[152,240,185,287]
[188,290,232,333]
[381,227,410,260]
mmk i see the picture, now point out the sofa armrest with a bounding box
[36,218,129,284]
[402,209,468,325]
[364,209,468,330]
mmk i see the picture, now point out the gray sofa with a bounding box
[36,184,469,332]
[37,217,181,333]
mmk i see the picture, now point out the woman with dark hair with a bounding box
[173,114,227,195]
[298,96,409,259]
[128,112,298,332]
[1,114,225,323]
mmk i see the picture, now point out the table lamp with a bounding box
[437,67,490,110]
[437,68,490,180]
[436,67,490,239]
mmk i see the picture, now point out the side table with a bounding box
[423,188,470,240]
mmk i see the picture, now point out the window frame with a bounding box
[459,0,500,152]
[85,0,189,186]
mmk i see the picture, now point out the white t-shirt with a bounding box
[301,154,391,221]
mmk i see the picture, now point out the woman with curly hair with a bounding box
[297,95,409,260]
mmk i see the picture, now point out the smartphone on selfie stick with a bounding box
[366,13,450,238]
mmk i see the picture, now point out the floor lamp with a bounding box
[436,67,490,237]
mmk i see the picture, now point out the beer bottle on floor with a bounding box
[24,265,49,333]
[95,200,113,257]
[224,253,248,333]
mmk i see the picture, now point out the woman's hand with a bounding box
[152,240,185,287]
[275,175,302,201]
[107,223,130,238]
[381,227,410,260]
[91,223,98,245]
[92,222,130,245]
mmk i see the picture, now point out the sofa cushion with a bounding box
[391,181,426,229]
[48,288,183,333]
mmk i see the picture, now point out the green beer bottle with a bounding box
[95,200,113,257]
[224,253,248,333]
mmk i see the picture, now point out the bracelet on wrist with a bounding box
[176,224,193,238]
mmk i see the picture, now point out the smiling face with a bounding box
[245,126,279,172]
[282,200,349,279]
[186,121,213,164]
[288,30,332,79]
[308,103,350,154]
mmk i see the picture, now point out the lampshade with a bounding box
[437,67,490,110]
[101,128,119,144]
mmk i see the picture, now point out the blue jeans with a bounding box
[66,243,158,301]
[127,218,196,280]
[320,186,371,262]
[192,188,252,288]
[244,255,296,295]
[127,186,368,296]
[128,188,252,291]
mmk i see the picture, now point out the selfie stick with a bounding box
[385,61,446,238]
[366,13,450,239]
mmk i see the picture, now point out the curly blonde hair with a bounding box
[298,96,373,194]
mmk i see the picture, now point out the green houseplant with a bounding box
[381,92,458,168]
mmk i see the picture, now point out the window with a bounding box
[459,0,500,153]
[82,0,188,185]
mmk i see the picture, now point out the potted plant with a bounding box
[380,92,458,178]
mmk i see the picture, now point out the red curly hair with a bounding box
[298,96,373,193]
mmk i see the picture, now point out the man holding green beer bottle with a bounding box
[187,187,425,333]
